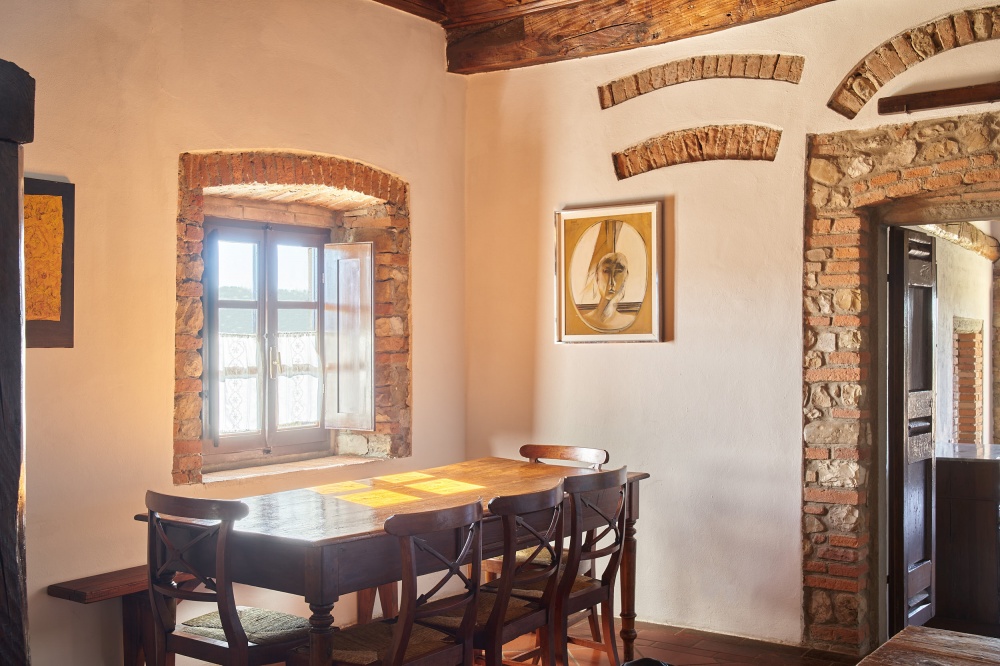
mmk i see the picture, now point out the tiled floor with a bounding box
[506,620,861,666]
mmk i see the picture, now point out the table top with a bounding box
[859,626,1000,665]
[230,457,648,546]
[937,442,1000,461]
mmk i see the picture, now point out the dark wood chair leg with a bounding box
[600,598,620,666]
[356,587,377,625]
[586,607,602,642]
[376,582,398,619]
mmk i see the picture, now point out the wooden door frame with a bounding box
[0,57,34,665]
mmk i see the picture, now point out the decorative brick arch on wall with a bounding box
[802,111,1000,654]
[174,150,411,484]
[597,54,805,109]
[612,123,782,179]
[829,5,1000,119]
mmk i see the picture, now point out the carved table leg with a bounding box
[620,483,639,661]
[309,603,336,666]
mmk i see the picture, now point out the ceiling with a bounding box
[371,0,835,74]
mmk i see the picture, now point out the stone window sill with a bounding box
[201,455,380,487]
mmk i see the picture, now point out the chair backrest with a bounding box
[486,482,565,635]
[519,444,609,470]
[561,467,628,592]
[145,491,250,651]
[383,500,483,666]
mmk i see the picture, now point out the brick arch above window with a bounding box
[174,151,412,484]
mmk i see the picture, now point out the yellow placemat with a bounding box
[310,481,370,495]
[405,479,484,495]
[375,472,434,484]
[338,489,421,508]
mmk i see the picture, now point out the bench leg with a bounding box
[121,593,145,666]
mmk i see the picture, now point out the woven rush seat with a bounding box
[182,606,310,646]
[418,591,537,634]
[487,570,600,600]
[289,622,457,665]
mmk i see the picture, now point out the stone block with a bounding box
[337,433,369,456]
[804,421,861,446]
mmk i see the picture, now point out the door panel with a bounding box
[888,227,936,634]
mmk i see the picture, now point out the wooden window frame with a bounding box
[203,217,331,468]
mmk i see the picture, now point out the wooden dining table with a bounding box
[858,625,1000,665]
[176,457,648,666]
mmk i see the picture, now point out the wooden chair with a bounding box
[145,490,311,666]
[289,500,483,666]
[553,467,628,666]
[518,445,609,470]
[482,444,609,645]
[421,482,565,666]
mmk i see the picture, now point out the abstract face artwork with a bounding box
[557,203,660,342]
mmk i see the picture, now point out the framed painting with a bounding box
[24,178,74,348]
[556,202,661,342]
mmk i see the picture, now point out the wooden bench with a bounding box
[49,566,396,664]
[48,565,194,666]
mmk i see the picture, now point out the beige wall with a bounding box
[1,0,466,663]
[7,0,1000,661]
[464,0,1000,644]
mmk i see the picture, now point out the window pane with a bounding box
[218,308,261,435]
[276,309,320,429]
[218,241,258,301]
[276,245,317,302]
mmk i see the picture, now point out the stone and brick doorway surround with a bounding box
[802,111,1000,655]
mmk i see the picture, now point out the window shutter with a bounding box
[323,242,374,431]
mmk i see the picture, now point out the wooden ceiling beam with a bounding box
[372,0,448,23]
[445,0,834,74]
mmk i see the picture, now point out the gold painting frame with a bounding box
[556,202,661,343]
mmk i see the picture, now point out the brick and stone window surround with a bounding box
[803,111,1000,655]
[953,318,984,444]
[175,150,411,485]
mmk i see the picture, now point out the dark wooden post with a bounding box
[0,57,35,666]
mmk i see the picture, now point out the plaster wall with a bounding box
[464,0,1000,644]
[935,231,994,447]
[0,1,466,663]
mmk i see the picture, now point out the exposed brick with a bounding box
[965,168,1000,184]
[828,562,869,578]
[868,171,898,187]
[803,504,827,515]
[829,534,869,548]
[804,575,860,593]
[807,233,862,248]
[804,368,861,382]
[803,487,861,504]
[885,180,922,198]
[804,560,827,573]
[828,352,860,365]
[817,546,859,562]
[805,448,831,460]
[924,174,963,190]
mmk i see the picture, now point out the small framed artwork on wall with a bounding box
[24,178,74,348]
[556,201,661,343]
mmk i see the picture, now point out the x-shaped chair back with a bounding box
[487,481,565,635]
[383,500,483,666]
[561,467,627,592]
[146,490,250,650]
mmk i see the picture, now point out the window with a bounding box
[203,217,374,467]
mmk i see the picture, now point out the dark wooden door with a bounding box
[887,227,936,634]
